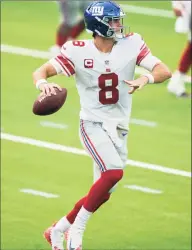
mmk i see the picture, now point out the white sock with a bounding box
[72,206,92,231]
[168,70,186,95]
[54,216,71,232]
[175,70,186,80]
[175,71,186,95]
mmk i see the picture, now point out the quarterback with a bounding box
[32,1,172,250]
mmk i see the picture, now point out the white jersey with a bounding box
[49,33,160,132]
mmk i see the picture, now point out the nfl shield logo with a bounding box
[105,60,109,65]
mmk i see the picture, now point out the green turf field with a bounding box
[1,1,191,250]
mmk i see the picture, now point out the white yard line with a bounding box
[1,44,51,59]
[1,132,86,156]
[40,121,68,130]
[130,118,157,127]
[20,188,59,198]
[121,4,174,18]
[1,132,191,178]
[1,44,191,83]
[124,185,163,194]
[41,119,155,129]
[52,1,174,19]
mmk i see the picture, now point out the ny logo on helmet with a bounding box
[90,6,104,16]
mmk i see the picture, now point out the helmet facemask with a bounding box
[103,13,126,39]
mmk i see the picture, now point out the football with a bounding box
[33,88,67,116]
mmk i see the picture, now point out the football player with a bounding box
[33,1,172,249]
[50,0,91,55]
[167,1,191,98]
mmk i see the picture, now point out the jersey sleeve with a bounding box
[136,35,151,66]
[139,53,161,71]
[49,41,75,77]
[135,34,161,71]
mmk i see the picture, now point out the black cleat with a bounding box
[178,92,191,98]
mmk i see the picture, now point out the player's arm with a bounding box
[32,41,75,96]
[125,59,172,94]
[32,62,62,96]
[148,62,172,83]
[124,39,172,94]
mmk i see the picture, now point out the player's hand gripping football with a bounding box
[39,83,62,96]
[124,76,149,94]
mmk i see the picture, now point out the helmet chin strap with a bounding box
[114,33,124,39]
[94,30,125,40]
[107,27,126,39]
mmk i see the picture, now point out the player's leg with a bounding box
[56,0,90,44]
[44,188,110,248]
[49,162,111,238]
[43,125,127,249]
[44,136,113,249]
[45,184,110,250]
[67,120,124,249]
[92,161,111,203]
[67,19,85,40]
[65,1,91,40]
[101,127,128,194]
[78,120,124,211]
[57,1,80,46]
[45,163,110,237]
[43,199,86,249]
[167,36,192,98]
[50,1,80,55]
[65,1,91,41]
[65,162,111,225]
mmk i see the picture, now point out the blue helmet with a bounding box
[84,1,126,39]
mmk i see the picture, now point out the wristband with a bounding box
[142,73,155,84]
[36,79,48,90]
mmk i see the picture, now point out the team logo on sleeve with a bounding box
[84,59,93,68]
